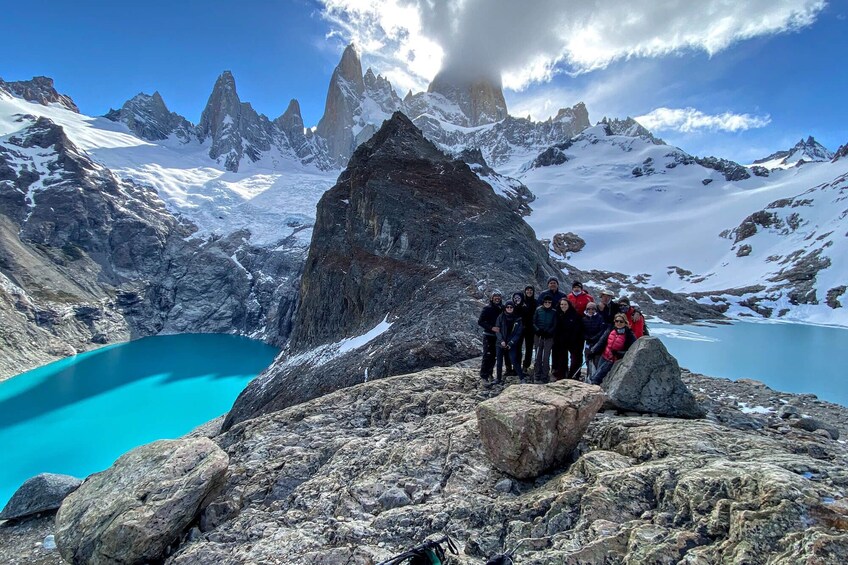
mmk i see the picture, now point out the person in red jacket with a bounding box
[617,297,648,338]
[567,280,594,317]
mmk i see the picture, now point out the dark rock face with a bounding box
[104,91,194,143]
[0,473,82,521]
[197,71,276,172]
[694,155,751,181]
[0,76,79,112]
[223,112,561,429]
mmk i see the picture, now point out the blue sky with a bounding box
[3,0,847,163]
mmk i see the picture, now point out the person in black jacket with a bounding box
[532,296,557,383]
[582,302,607,382]
[477,289,503,383]
[553,297,585,380]
[495,301,525,384]
[505,292,525,376]
[537,277,566,307]
[520,285,537,370]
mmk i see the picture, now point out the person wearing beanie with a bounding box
[537,277,565,307]
[567,280,595,317]
[520,285,537,371]
[495,301,525,384]
[477,289,503,383]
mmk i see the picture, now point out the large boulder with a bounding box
[55,438,228,565]
[604,337,705,418]
[476,380,605,479]
[0,473,82,521]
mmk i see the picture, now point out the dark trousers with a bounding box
[522,330,534,368]
[497,345,525,381]
[481,335,497,379]
[533,337,553,382]
[552,342,584,380]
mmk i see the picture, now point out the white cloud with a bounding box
[635,107,772,133]
[317,0,825,90]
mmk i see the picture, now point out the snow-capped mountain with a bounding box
[753,136,835,169]
[104,91,195,143]
[2,44,847,329]
[517,125,848,326]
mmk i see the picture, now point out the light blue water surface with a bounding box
[651,321,848,406]
[0,334,278,510]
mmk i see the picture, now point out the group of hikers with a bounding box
[477,277,649,386]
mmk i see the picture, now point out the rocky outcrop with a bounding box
[104,91,195,143]
[476,381,605,478]
[223,111,562,428]
[599,116,664,144]
[55,438,228,565]
[755,136,834,168]
[113,367,848,564]
[603,337,705,418]
[0,76,79,112]
[0,474,81,521]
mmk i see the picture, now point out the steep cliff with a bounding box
[223,111,561,428]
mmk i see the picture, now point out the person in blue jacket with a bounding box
[495,301,525,384]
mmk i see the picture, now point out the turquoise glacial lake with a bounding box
[0,334,278,510]
[652,321,848,407]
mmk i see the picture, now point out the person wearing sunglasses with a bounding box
[588,313,636,385]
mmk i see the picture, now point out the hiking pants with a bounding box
[591,357,614,385]
[496,345,525,382]
[481,335,497,379]
[533,337,553,382]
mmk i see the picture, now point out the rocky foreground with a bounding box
[2,363,847,564]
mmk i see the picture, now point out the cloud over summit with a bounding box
[319,0,825,90]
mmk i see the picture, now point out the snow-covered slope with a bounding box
[752,136,835,169]
[517,125,848,325]
[0,90,336,246]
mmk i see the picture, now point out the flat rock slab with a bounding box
[476,380,605,479]
[55,437,228,565]
[0,473,82,521]
[605,337,705,418]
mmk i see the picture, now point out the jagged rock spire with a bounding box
[197,71,274,172]
[316,44,366,166]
